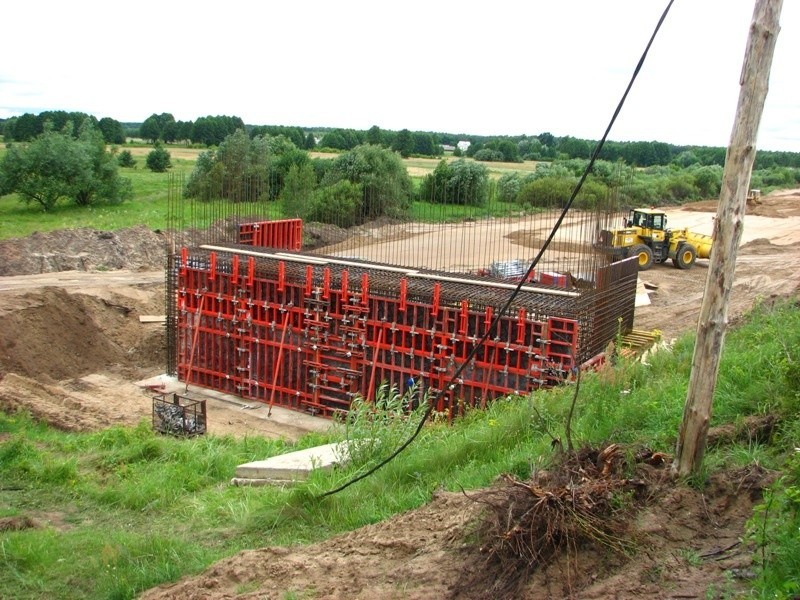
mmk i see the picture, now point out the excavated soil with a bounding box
[1,189,799,599]
[141,465,774,600]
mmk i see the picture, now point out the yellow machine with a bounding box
[597,208,713,270]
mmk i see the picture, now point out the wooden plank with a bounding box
[139,315,167,323]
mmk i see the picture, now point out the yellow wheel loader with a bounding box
[596,208,713,271]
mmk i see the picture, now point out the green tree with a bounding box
[391,129,414,158]
[190,115,244,146]
[321,144,412,223]
[366,125,384,146]
[307,180,362,227]
[281,163,317,218]
[185,130,304,202]
[537,132,556,148]
[692,166,723,198]
[497,172,522,203]
[0,123,131,211]
[175,120,194,143]
[72,122,133,206]
[517,176,576,209]
[319,128,362,151]
[250,125,305,148]
[98,117,126,144]
[304,132,317,150]
[412,132,438,157]
[3,111,95,141]
[420,159,489,206]
[146,142,172,172]
[473,148,504,162]
[140,113,176,143]
[117,149,137,168]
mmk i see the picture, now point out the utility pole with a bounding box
[673,0,783,477]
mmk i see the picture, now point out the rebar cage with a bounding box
[165,173,638,420]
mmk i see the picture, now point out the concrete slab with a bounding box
[233,442,349,485]
[635,277,651,307]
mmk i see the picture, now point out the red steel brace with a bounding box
[431,282,440,317]
[277,261,286,293]
[517,308,527,344]
[399,278,407,312]
[361,273,369,307]
[247,256,255,287]
[341,270,349,305]
[231,255,240,286]
[304,265,313,298]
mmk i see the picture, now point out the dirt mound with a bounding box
[0,373,151,432]
[682,188,800,219]
[303,222,350,250]
[141,461,772,600]
[0,286,164,380]
[0,225,167,276]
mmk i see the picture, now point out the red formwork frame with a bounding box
[175,248,579,421]
[239,219,303,250]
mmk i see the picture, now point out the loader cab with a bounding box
[628,209,667,231]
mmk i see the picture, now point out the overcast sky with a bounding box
[1,1,797,152]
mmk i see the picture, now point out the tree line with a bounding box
[4,110,799,170]
[2,111,798,220]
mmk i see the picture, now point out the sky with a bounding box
[1,1,798,152]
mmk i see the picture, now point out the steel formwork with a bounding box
[169,243,637,420]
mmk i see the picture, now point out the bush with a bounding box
[473,148,505,162]
[306,180,362,228]
[146,143,172,172]
[117,149,137,168]
[419,159,489,206]
[321,144,412,223]
[497,173,522,203]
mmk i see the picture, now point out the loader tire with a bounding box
[672,243,697,270]
[629,244,653,271]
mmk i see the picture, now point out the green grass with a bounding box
[1,299,799,599]
[0,166,174,240]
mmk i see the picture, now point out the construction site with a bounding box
[1,187,799,599]
[1,189,799,439]
[164,176,640,421]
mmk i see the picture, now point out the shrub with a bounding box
[306,180,362,227]
[496,173,522,203]
[146,143,172,172]
[117,149,137,168]
[419,159,489,206]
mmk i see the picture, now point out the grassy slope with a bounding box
[1,299,798,599]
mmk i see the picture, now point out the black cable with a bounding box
[319,0,675,499]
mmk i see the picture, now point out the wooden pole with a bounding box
[673,0,782,477]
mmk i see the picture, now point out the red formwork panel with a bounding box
[175,249,579,421]
[239,219,303,250]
